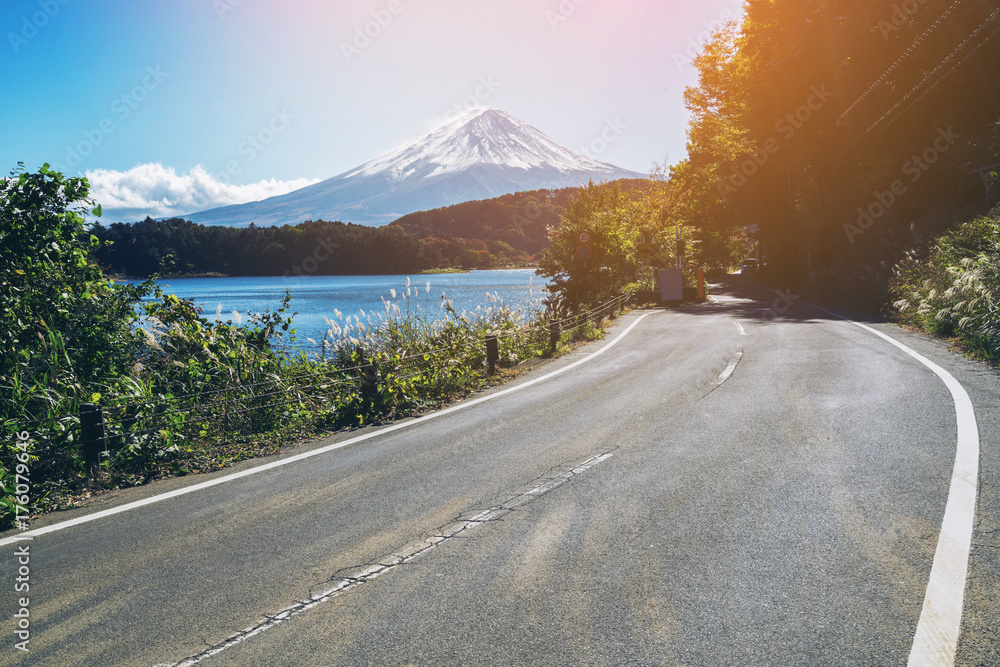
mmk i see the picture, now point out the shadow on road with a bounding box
[666,276,887,326]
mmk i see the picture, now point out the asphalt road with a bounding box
[2,279,998,666]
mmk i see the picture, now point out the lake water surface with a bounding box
[143,269,549,347]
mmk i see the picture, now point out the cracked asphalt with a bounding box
[2,279,998,666]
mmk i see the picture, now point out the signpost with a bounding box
[636,237,660,291]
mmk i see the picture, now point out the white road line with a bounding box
[0,313,653,548]
[715,351,743,386]
[734,321,746,336]
[807,304,980,667]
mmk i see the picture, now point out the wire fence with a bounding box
[1,292,634,483]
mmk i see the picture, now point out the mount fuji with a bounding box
[179,108,644,226]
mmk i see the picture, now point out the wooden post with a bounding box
[549,322,560,353]
[486,335,499,375]
[360,361,378,397]
[698,267,705,300]
[81,403,107,478]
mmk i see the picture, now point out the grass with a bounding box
[889,207,1000,366]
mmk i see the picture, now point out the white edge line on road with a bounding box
[0,312,655,548]
[807,303,980,667]
[734,321,746,336]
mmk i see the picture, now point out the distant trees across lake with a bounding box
[92,218,439,277]
[89,185,612,277]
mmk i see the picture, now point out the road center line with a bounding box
[164,450,616,667]
[0,313,653,547]
[715,351,743,386]
[806,303,980,667]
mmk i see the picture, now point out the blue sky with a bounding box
[2,0,744,221]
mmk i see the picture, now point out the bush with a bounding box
[890,208,1000,363]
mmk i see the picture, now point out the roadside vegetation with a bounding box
[0,165,626,530]
[537,178,711,309]
[890,208,1000,365]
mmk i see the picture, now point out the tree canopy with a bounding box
[674,0,1000,281]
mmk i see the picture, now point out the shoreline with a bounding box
[109,267,541,281]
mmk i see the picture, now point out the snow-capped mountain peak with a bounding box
[349,107,622,180]
[180,108,643,226]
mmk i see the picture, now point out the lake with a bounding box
[140,269,550,348]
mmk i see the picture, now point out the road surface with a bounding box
[2,279,998,666]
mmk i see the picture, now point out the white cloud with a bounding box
[85,163,319,221]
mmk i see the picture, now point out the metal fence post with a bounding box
[485,336,499,375]
[81,403,107,478]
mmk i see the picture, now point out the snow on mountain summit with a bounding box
[180,108,643,226]
[350,107,625,179]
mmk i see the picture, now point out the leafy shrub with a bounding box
[890,209,1000,363]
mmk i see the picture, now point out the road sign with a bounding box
[578,231,591,244]
[578,245,592,260]
[636,242,659,261]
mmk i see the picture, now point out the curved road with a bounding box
[2,279,998,666]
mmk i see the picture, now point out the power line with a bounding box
[837,0,965,123]
[881,19,1000,132]
[863,6,1000,136]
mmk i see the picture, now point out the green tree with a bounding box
[537,182,647,308]
[1,164,150,420]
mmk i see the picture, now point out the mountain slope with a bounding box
[179,108,644,226]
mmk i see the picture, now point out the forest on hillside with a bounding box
[89,181,655,277]
[89,187,581,276]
